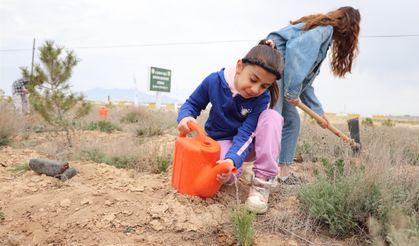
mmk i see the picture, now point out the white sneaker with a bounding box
[270,175,279,192]
[245,176,273,214]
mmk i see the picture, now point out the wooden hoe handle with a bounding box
[296,101,357,148]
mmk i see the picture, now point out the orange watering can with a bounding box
[172,121,236,198]
[99,106,109,119]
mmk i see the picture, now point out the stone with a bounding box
[60,199,71,208]
[81,198,92,205]
[150,219,164,231]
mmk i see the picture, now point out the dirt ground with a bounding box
[0,141,349,246]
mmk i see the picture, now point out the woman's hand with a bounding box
[177,116,198,135]
[285,97,300,106]
[318,114,330,129]
[216,159,235,184]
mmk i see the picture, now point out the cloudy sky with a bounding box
[1,0,418,116]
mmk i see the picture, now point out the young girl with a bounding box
[177,40,284,214]
[266,6,361,183]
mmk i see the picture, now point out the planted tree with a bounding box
[21,40,91,146]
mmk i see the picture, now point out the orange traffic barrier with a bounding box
[99,106,109,119]
[172,121,236,198]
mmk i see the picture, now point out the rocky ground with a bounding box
[0,143,348,246]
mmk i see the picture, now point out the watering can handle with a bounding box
[180,121,208,144]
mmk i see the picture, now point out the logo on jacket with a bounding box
[240,106,252,117]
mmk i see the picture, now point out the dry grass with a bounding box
[289,119,419,243]
[7,103,418,244]
[21,105,179,173]
[0,102,26,145]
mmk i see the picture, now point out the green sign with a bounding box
[150,66,171,92]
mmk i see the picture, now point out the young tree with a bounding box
[21,40,91,146]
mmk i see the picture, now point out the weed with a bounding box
[11,163,31,174]
[32,124,47,133]
[298,141,313,155]
[230,205,255,246]
[403,147,419,166]
[0,136,10,146]
[0,210,4,222]
[85,120,120,133]
[124,226,135,234]
[157,155,171,173]
[321,158,344,181]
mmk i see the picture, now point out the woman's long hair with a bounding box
[290,6,361,77]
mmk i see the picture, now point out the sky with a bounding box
[1,0,419,116]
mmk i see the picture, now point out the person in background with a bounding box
[12,78,30,114]
[266,6,361,183]
[177,40,284,214]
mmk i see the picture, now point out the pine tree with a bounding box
[21,40,91,146]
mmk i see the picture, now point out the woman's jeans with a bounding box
[218,109,283,179]
[274,81,300,165]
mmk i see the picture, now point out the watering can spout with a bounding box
[212,162,237,176]
[194,162,236,198]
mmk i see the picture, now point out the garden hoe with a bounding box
[296,101,361,155]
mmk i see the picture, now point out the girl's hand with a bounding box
[177,116,198,135]
[286,97,300,106]
[265,39,276,49]
[216,159,235,184]
[318,114,330,129]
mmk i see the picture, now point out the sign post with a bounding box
[149,66,171,110]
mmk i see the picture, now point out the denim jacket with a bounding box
[267,23,333,115]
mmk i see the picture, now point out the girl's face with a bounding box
[234,60,276,99]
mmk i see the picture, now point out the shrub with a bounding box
[362,118,374,126]
[21,40,91,147]
[106,156,132,169]
[118,106,178,130]
[85,120,120,133]
[299,157,419,242]
[79,149,134,169]
[382,119,395,127]
[79,149,105,163]
[230,205,255,246]
[299,159,360,237]
[121,111,141,123]
[136,127,163,138]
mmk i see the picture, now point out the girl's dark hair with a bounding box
[290,6,361,77]
[242,39,283,108]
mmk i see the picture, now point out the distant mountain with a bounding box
[83,88,182,104]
